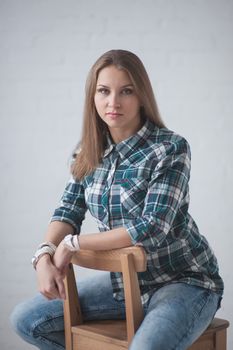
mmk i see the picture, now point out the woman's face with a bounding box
[94,65,141,143]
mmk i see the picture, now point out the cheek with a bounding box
[126,99,140,113]
[94,95,104,112]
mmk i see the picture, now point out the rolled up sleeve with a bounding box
[50,177,87,234]
[125,139,191,249]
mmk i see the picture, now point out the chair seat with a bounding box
[71,317,229,350]
[188,318,229,350]
[202,318,229,334]
[72,319,128,349]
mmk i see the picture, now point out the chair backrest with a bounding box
[63,246,147,348]
[71,246,146,272]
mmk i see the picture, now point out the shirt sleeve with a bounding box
[50,176,87,234]
[125,138,191,250]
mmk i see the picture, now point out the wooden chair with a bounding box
[63,247,229,350]
[188,317,229,350]
[63,246,147,349]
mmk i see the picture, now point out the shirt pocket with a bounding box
[113,177,149,217]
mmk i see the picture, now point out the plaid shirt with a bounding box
[51,119,224,304]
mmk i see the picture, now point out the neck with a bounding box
[109,119,143,144]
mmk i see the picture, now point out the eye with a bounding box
[97,88,109,95]
[121,88,133,95]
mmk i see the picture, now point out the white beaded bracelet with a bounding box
[63,234,80,252]
[37,241,57,252]
[31,241,57,269]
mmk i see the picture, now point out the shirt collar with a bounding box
[103,119,157,159]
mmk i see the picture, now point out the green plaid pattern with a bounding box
[51,119,223,304]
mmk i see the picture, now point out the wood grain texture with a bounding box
[71,246,146,272]
[121,253,144,343]
[64,246,146,349]
[63,264,83,350]
[64,247,229,350]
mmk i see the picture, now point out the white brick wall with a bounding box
[1,0,232,349]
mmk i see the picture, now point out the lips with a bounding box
[106,112,123,116]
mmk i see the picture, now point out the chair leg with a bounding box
[215,328,227,350]
[64,264,83,350]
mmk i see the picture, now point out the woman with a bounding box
[11,49,224,350]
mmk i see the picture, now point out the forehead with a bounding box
[96,65,132,86]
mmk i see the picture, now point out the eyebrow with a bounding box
[96,84,134,88]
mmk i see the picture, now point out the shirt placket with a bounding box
[101,152,119,229]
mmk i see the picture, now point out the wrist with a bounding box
[35,253,51,268]
[62,244,76,257]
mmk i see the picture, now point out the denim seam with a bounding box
[171,290,212,350]
[36,334,65,350]
[14,315,65,350]
[82,305,125,312]
[31,314,65,349]
[32,313,64,334]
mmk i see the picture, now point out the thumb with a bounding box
[56,275,66,300]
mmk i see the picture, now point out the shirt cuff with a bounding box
[50,216,81,235]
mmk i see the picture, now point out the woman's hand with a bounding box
[53,241,74,275]
[36,254,66,300]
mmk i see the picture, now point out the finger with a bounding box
[56,277,66,300]
[40,289,55,300]
[56,256,71,271]
[58,264,69,278]
[41,291,55,300]
[39,283,61,300]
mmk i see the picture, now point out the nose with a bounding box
[107,93,120,108]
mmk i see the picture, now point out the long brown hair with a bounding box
[72,49,165,180]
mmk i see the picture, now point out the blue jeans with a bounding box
[10,273,221,350]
